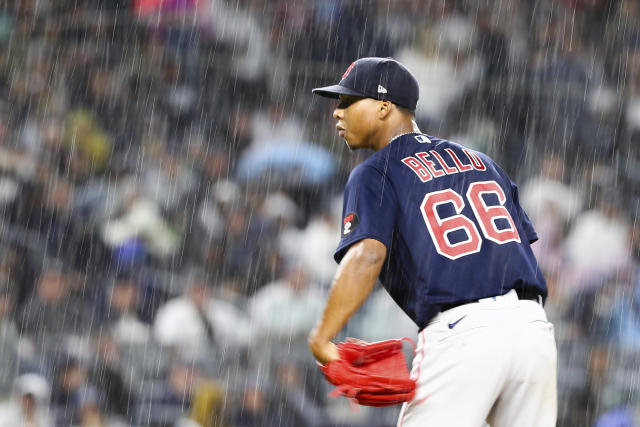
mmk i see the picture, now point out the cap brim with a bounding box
[312,84,364,99]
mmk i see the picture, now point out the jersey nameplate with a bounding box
[401,149,486,183]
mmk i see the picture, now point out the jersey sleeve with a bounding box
[511,181,539,244]
[334,164,398,263]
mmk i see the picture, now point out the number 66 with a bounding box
[420,180,521,260]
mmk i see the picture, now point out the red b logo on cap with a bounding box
[341,62,355,79]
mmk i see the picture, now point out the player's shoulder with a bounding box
[347,156,384,183]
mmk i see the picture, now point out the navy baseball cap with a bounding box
[312,57,419,111]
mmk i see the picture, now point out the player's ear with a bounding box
[377,100,392,119]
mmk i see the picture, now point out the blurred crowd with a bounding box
[0,0,638,426]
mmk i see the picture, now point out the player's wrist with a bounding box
[308,331,339,364]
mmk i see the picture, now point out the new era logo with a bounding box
[377,85,387,94]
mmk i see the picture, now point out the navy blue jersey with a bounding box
[335,133,547,329]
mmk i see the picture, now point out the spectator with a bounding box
[18,259,92,343]
[156,267,252,353]
[222,107,252,154]
[520,153,582,275]
[187,178,237,269]
[90,334,133,422]
[248,100,307,148]
[205,290,253,351]
[139,142,198,214]
[62,108,112,173]
[200,0,272,104]
[187,375,228,427]
[279,200,341,287]
[70,62,133,153]
[603,1,640,81]
[0,108,36,213]
[21,172,78,258]
[0,278,19,396]
[0,243,37,309]
[396,7,484,130]
[74,384,129,427]
[528,8,601,156]
[133,358,225,427]
[271,358,329,417]
[260,191,299,231]
[0,373,53,427]
[624,49,640,135]
[608,227,640,350]
[576,84,623,158]
[232,381,292,427]
[101,193,181,261]
[249,263,324,342]
[160,59,198,146]
[564,166,632,291]
[51,356,93,426]
[103,273,150,345]
[620,132,640,210]
[73,149,138,225]
[153,268,219,358]
[217,201,274,293]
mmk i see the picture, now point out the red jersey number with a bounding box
[420,180,521,260]
[467,181,521,245]
[420,189,482,260]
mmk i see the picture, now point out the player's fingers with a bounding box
[346,337,369,345]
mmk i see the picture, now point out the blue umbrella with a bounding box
[236,141,336,185]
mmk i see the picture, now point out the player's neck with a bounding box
[372,119,421,151]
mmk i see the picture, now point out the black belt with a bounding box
[439,288,542,312]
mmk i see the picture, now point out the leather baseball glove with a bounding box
[319,338,416,407]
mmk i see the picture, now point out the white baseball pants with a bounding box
[397,289,557,427]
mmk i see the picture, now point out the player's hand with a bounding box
[346,337,369,345]
[308,333,340,365]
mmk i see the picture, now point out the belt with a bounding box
[439,288,542,312]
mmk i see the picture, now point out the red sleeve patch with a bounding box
[342,212,359,236]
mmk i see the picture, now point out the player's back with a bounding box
[334,133,547,329]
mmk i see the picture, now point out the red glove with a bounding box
[319,338,416,407]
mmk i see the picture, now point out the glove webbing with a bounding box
[320,337,417,407]
[329,384,414,407]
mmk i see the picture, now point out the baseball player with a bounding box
[308,57,557,426]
